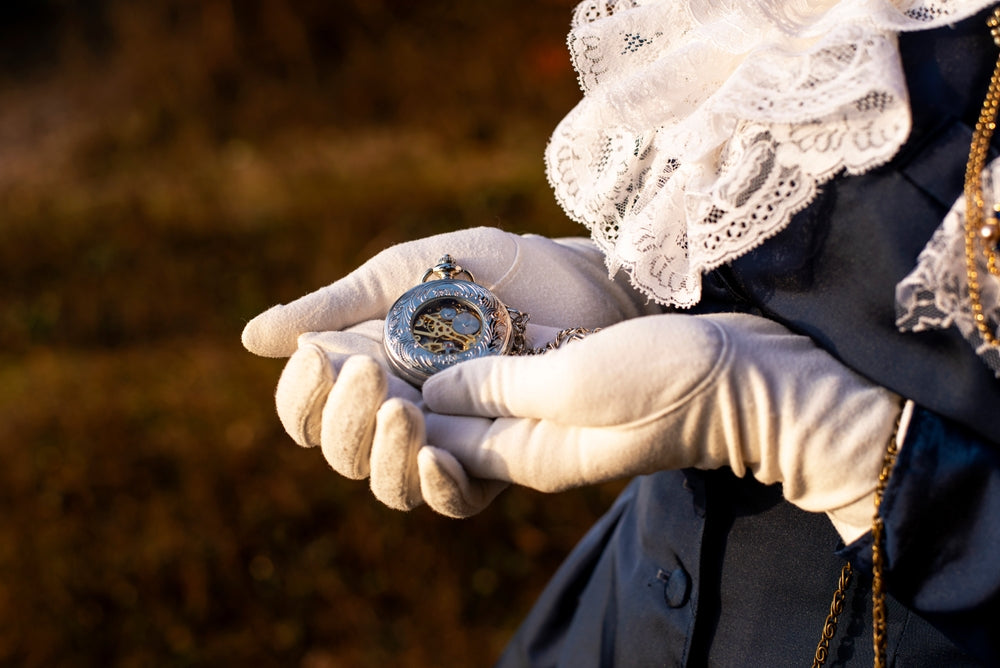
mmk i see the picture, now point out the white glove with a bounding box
[272,320,547,514]
[242,226,658,358]
[243,227,657,513]
[421,312,906,542]
[271,322,423,509]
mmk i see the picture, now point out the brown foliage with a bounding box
[0,1,630,666]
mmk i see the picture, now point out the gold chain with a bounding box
[816,9,1000,667]
[870,410,902,668]
[811,408,902,668]
[963,7,1000,348]
[811,562,854,668]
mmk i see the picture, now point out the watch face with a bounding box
[383,277,514,386]
[412,298,484,354]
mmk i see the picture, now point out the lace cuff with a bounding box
[895,158,1000,377]
[548,0,996,307]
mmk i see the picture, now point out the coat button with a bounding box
[657,567,691,608]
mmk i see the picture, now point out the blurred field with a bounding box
[0,2,628,666]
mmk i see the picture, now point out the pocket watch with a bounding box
[383,255,528,386]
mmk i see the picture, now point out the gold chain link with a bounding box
[812,408,902,668]
[811,562,854,668]
[963,7,1000,348]
[870,410,902,668]
[508,315,601,356]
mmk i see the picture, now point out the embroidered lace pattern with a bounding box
[896,159,1000,376]
[547,0,996,307]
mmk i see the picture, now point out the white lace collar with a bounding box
[547,0,996,308]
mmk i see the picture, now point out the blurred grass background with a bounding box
[0,1,629,666]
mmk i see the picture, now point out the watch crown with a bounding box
[422,254,476,283]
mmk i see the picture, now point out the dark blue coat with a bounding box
[497,7,1000,666]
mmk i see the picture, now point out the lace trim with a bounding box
[896,159,1000,377]
[548,0,996,307]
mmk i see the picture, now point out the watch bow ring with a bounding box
[383,255,529,386]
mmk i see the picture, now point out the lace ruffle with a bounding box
[895,159,1000,377]
[547,0,996,307]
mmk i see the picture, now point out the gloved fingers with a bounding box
[424,411,494,470]
[417,446,509,518]
[276,331,411,444]
[318,354,388,480]
[275,344,431,509]
[299,323,422,403]
[241,228,519,357]
[299,320,563,388]
[369,398,426,511]
[295,321,573,394]
[423,314,728,426]
[298,320,385,359]
[425,412,670,493]
[275,343,338,448]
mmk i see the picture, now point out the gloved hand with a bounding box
[242,226,658,357]
[272,319,556,514]
[243,227,657,512]
[420,312,907,541]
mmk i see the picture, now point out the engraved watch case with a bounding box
[383,255,520,386]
